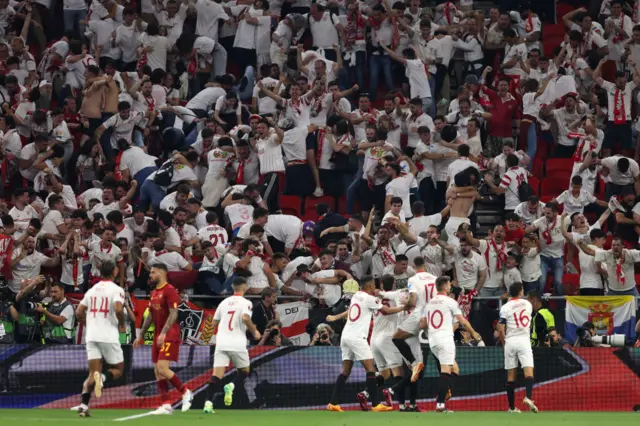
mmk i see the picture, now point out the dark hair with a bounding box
[150,263,168,273]
[435,276,450,292]
[253,207,269,219]
[413,256,425,267]
[506,153,519,168]
[381,274,395,291]
[571,175,583,185]
[99,260,117,279]
[617,157,630,173]
[390,196,403,205]
[261,287,276,300]
[509,282,524,298]
[544,202,559,212]
[458,144,470,157]
[395,254,408,263]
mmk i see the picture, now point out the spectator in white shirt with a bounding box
[525,203,565,295]
[485,153,529,213]
[552,175,608,216]
[599,154,640,199]
[514,196,545,225]
[384,160,416,220]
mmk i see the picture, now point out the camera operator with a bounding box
[544,327,571,349]
[310,323,336,346]
[39,282,75,344]
[0,283,15,343]
[9,275,50,343]
[257,319,293,347]
[574,321,600,347]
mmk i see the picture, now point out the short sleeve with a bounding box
[628,250,640,263]
[176,253,189,269]
[584,191,597,204]
[79,292,89,307]
[594,249,607,262]
[366,294,382,311]
[476,253,487,271]
[478,239,488,254]
[214,96,225,112]
[555,191,568,204]
[102,114,118,129]
[214,305,222,320]
[532,217,545,230]
[113,288,125,304]
[448,298,462,317]
[499,173,512,189]
[165,286,181,310]
[242,300,253,317]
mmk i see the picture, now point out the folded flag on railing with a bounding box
[565,296,636,343]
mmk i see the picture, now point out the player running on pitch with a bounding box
[370,275,408,410]
[392,256,437,382]
[75,261,126,417]
[133,264,193,414]
[204,277,261,414]
[326,276,406,412]
[497,282,538,413]
[424,276,482,413]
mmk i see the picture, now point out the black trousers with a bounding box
[419,177,437,216]
[261,171,283,213]
[285,163,315,197]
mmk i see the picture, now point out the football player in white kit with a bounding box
[74,261,126,417]
[325,276,405,412]
[497,282,539,413]
[392,257,437,382]
[424,276,481,413]
[369,275,407,409]
[204,277,261,413]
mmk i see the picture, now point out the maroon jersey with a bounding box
[149,283,181,342]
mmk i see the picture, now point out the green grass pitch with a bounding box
[0,409,637,426]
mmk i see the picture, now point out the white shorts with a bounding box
[398,311,422,335]
[444,216,470,245]
[214,349,251,369]
[504,339,534,370]
[371,332,402,370]
[341,336,373,362]
[430,340,456,366]
[86,341,124,365]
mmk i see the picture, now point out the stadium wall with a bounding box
[1,345,639,411]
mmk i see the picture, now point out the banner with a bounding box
[1,345,639,411]
[565,296,637,343]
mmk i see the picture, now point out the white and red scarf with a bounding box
[541,218,557,245]
[613,88,627,124]
[485,238,507,276]
[615,252,626,285]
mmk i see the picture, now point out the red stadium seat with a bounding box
[546,158,574,175]
[167,271,198,291]
[528,176,540,195]
[305,195,336,216]
[280,195,303,217]
[531,158,545,179]
[604,234,614,250]
[562,274,580,296]
[541,179,566,198]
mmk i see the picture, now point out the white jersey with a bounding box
[79,280,125,344]
[425,293,461,345]
[407,271,437,316]
[197,224,229,248]
[213,295,253,352]
[499,298,533,342]
[372,290,403,335]
[342,291,382,339]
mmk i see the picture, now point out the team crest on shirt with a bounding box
[213,151,229,159]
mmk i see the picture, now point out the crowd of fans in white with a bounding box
[2,0,640,346]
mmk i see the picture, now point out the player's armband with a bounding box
[498,317,507,325]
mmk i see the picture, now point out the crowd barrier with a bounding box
[0,344,638,411]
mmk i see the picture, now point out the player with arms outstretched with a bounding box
[75,261,126,417]
[133,264,193,414]
[326,276,405,412]
[392,257,437,382]
[204,277,261,413]
[424,276,482,413]
[497,282,538,413]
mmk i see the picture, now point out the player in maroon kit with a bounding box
[134,264,193,414]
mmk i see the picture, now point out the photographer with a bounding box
[39,282,75,344]
[544,327,571,349]
[257,319,293,347]
[9,275,50,343]
[310,323,336,346]
[574,322,600,347]
[0,283,15,343]
[251,287,279,340]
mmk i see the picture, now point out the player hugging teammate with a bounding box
[324,270,538,414]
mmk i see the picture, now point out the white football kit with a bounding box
[499,298,534,370]
[371,290,403,370]
[399,272,437,335]
[79,280,125,364]
[213,295,253,369]
[425,294,462,365]
[340,291,382,361]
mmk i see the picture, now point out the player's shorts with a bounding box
[371,332,402,370]
[398,311,422,335]
[504,339,534,370]
[152,339,180,363]
[214,349,250,369]
[444,217,470,245]
[405,335,422,364]
[430,340,456,366]
[86,341,124,365]
[341,336,373,362]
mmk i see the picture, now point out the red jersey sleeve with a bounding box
[164,285,180,311]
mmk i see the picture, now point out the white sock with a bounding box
[80,404,88,410]
[101,373,106,383]
[437,403,445,409]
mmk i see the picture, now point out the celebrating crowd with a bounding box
[0,0,640,347]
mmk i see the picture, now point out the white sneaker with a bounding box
[523,397,539,413]
[203,401,215,414]
[70,405,81,411]
[93,371,103,398]
[313,187,324,197]
[181,389,193,412]
[508,408,522,413]
[151,404,173,415]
